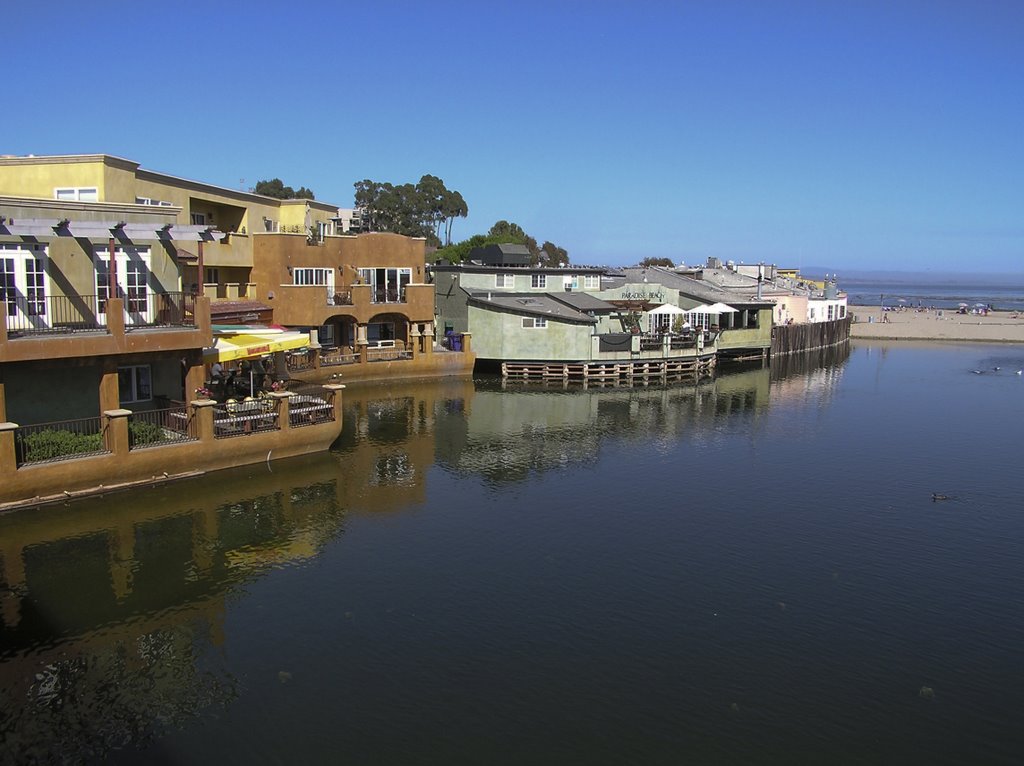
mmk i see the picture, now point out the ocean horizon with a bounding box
[795,269,1024,311]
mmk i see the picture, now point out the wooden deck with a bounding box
[501,356,715,384]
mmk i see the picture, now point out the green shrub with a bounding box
[21,428,104,461]
[129,419,166,447]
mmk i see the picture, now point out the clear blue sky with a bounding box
[8,1,1023,274]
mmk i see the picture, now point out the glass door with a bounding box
[0,246,49,332]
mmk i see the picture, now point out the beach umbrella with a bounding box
[958,302,969,308]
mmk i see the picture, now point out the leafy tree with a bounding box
[488,220,527,240]
[639,257,675,267]
[255,178,315,200]
[538,241,570,268]
[353,175,467,246]
[434,221,570,266]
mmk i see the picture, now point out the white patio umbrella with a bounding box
[646,303,687,333]
[704,302,738,314]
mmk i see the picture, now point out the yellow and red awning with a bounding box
[203,329,309,363]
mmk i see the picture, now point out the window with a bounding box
[522,317,547,328]
[839,305,847,318]
[204,267,220,285]
[118,365,152,404]
[54,187,98,202]
[583,275,600,290]
[0,245,48,320]
[495,273,514,288]
[135,196,172,206]
[531,274,546,289]
[809,307,816,320]
[827,304,835,321]
[191,212,206,225]
[95,245,151,318]
[0,256,16,317]
[360,267,411,303]
[293,268,334,286]
[564,275,579,290]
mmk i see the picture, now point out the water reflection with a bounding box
[0,456,346,762]
[0,346,849,762]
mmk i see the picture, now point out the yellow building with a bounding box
[0,153,339,300]
[0,154,347,509]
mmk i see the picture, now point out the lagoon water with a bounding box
[3,341,1024,765]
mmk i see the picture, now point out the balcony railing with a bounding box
[327,288,353,306]
[3,292,196,337]
[371,287,407,304]
[288,392,336,428]
[319,348,359,367]
[128,405,198,450]
[212,398,280,439]
[14,416,109,466]
[205,282,258,300]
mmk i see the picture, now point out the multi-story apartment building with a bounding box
[0,155,356,509]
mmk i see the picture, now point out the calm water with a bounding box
[3,342,1024,765]
[843,278,1024,311]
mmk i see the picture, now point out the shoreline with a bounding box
[849,307,1024,343]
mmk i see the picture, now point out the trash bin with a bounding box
[451,334,463,351]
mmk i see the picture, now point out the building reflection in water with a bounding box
[0,345,848,761]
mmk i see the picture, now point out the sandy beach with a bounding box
[850,307,1024,343]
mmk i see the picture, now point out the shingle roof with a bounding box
[465,292,602,323]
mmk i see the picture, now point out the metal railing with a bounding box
[321,348,359,366]
[371,287,407,304]
[128,291,196,329]
[368,347,413,362]
[328,288,353,306]
[3,294,104,335]
[212,399,280,439]
[288,391,335,429]
[3,292,196,336]
[286,350,316,371]
[14,416,109,466]
[128,405,198,450]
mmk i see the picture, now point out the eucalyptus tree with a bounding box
[353,175,467,246]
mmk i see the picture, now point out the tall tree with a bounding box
[639,257,675,267]
[433,221,570,266]
[255,178,315,200]
[353,175,467,246]
[538,241,570,268]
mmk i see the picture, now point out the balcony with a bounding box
[371,286,407,305]
[1,295,212,363]
[3,292,197,337]
[204,282,258,301]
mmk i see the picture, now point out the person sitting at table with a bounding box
[220,369,238,399]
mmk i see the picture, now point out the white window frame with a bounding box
[359,267,412,303]
[522,317,548,329]
[293,267,335,287]
[118,364,152,404]
[531,274,546,289]
[495,273,514,288]
[54,187,98,202]
[94,245,152,322]
[583,275,600,290]
[839,305,847,319]
[0,244,49,324]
